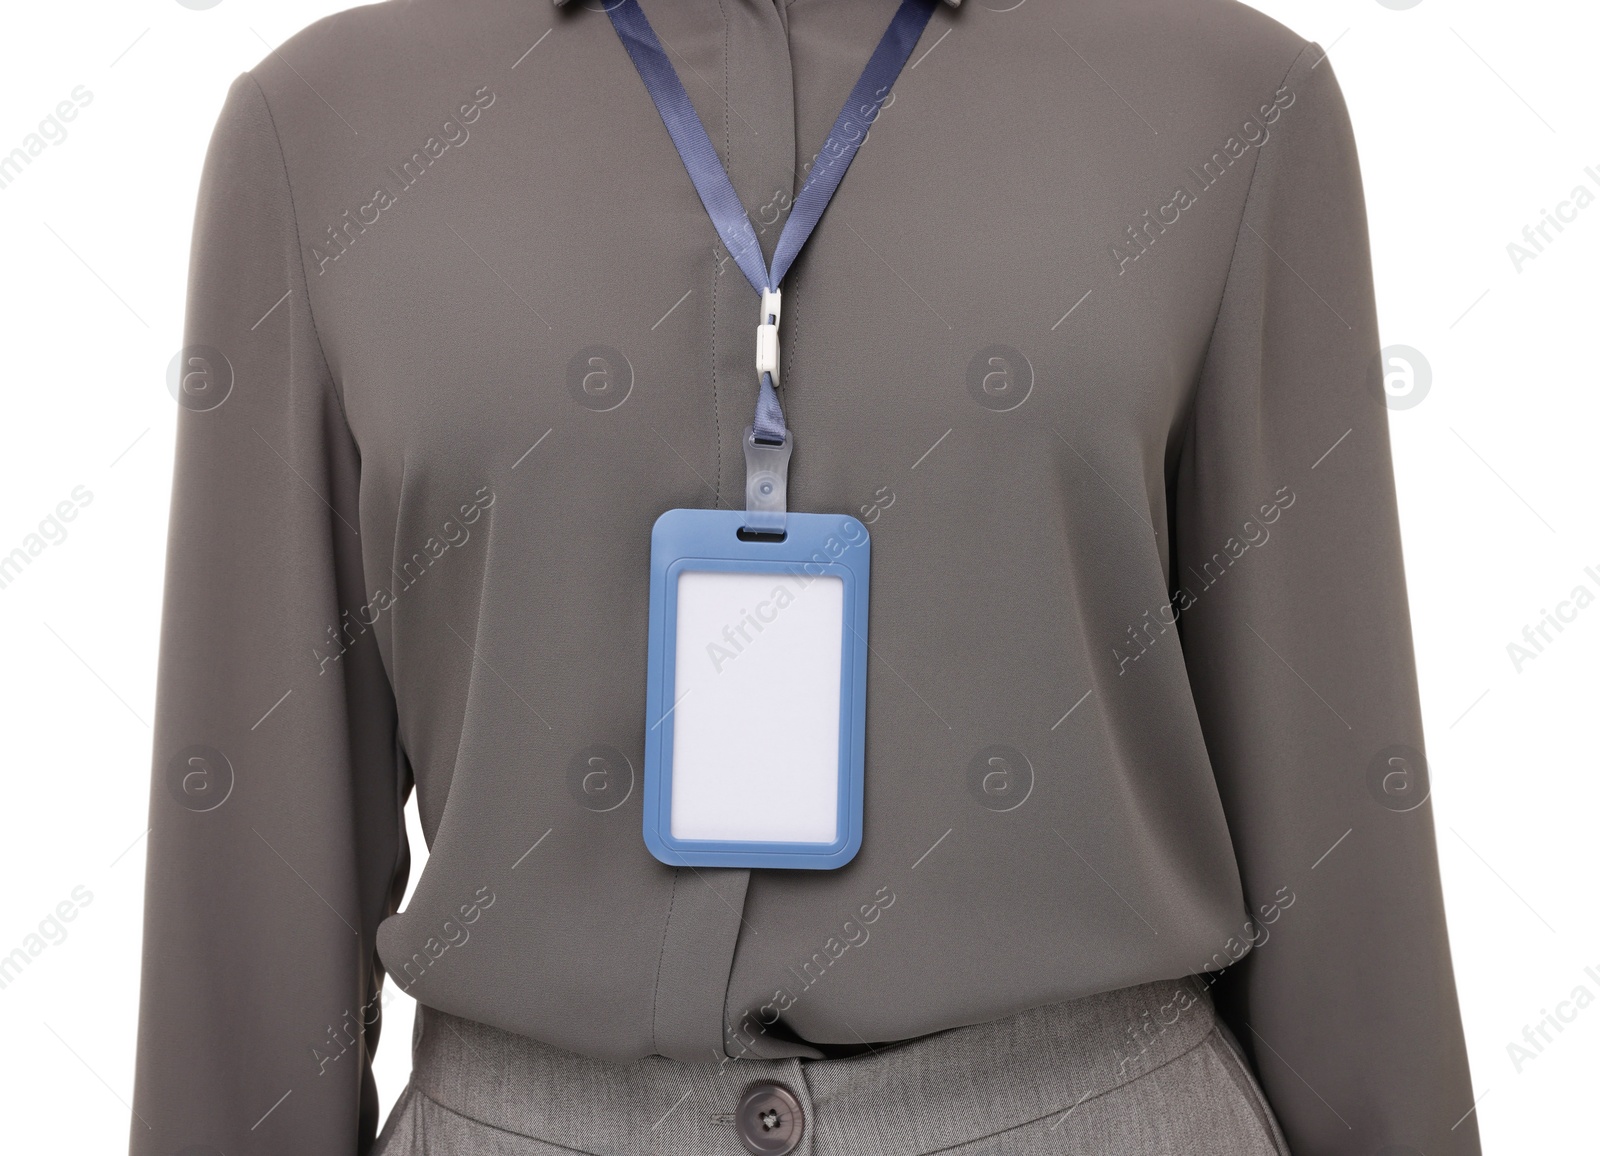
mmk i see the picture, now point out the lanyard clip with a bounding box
[755,287,781,385]
[747,288,789,532]
[742,424,792,535]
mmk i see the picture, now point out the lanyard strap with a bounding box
[607,0,937,452]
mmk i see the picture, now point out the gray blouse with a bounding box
[132,0,1477,1153]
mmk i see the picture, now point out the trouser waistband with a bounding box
[408,976,1217,1156]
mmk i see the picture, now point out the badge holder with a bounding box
[643,333,871,870]
[643,501,869,870]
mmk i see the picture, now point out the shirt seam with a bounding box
[243,70,357,444]
[711,0,731,505]
[244,71,405,1081]
[1178,39,1319,455]
[648,869,681,1055]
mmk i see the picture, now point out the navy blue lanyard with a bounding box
[607,0,937,447]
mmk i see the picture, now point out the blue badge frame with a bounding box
[643,508,870,870]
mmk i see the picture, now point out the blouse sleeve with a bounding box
[131,73,407,1156]
[1173,47,1479,1156]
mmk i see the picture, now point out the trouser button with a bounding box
[735,1081,804,1155]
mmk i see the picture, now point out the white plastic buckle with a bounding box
[755,287,781,386]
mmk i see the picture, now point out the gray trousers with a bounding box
[375,978,1289,1155]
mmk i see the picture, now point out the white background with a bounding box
[0,0,1594,1152]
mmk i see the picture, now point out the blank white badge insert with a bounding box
[669,569,844,843]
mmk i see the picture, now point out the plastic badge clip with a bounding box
[742,425,792,536]
[755,287,781,386]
